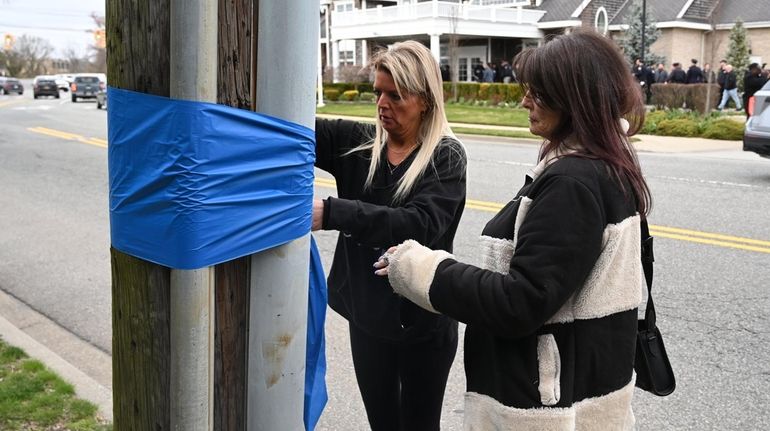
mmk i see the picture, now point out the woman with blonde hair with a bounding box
[376,30,652,429]
[313,40,467,430]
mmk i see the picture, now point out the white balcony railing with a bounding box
[333,1,544,27]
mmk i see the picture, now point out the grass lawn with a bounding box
[317,102,531,128]
[0,338,111,431]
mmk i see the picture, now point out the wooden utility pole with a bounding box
[107,0,312,429]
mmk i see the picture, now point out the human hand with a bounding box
[312,198,324,231]
[373,246,398,276]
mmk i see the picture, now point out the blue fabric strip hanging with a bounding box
[107,87,327,430]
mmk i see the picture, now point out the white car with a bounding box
[54,74,74,92]
[744,80,770,159]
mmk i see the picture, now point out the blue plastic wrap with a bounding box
[108,87,315,269]
[107,87,327,429]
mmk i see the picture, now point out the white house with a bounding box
[321,0,770,82]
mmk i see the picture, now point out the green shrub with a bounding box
[341,90,359,101]
[354,82,374,93]
[504,83,525,104]
[642,110,668,134]
[457,82,479,101]
[323,89,340,102]
[655,118,700,137]
[359,91,376,102]
[700,117,744,140]
[478,83,491,100]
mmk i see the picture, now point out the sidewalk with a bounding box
[316,113,743,154]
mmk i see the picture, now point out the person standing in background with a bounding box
[686,58,704,84]
[744,63,769,118]
[654,63,668,84]
[668,62,686,84]
[717,64,742,111]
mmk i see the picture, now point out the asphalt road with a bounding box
[1,88,769,430]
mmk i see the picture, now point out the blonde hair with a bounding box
[353,40,457,204]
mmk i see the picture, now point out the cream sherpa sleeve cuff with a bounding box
[387,239,455,314]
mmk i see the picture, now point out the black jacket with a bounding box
[723,71,737,90]
[686,65,704,83]
[669,68,686,84]
[315,118,467,342]
[388,155,642,428]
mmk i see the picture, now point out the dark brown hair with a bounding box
[514,29,652,216]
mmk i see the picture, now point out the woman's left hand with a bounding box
[373,246,398,276]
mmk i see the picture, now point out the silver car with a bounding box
[744,80,770,158]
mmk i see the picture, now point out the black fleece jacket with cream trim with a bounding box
[422,156,642,417]
[315,118,467,342]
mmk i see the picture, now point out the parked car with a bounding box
[744,80,770,159]
[32,75,60,99]
[0,77,24,95]
[70,75,103,102]
[96,88,107,110]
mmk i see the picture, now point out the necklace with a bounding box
[386,143,417,175]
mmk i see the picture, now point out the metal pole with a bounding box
[318,8,325,107]
[169,1,217,429]
[640,0,646,64]
[247,0,316,429]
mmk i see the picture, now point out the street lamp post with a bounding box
[640,0,646,64]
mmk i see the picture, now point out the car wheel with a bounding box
[34,94,38,99]
[55,93,60,99]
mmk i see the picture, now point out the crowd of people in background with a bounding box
[437,53,769,118]
[632,57,769,113]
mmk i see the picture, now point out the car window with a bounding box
[7,79,20,84]
[76,77,100,84]
[38,80,56,85]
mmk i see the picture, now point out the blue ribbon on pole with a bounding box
[107,87,327,429]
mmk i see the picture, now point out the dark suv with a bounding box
[33,76,60,99]
[71,75,103,102]
[0,77,24,95]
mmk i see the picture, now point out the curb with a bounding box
[0,289,113,422]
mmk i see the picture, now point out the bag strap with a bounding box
[641,218,656,330]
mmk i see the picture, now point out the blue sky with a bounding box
[0,0,105,57]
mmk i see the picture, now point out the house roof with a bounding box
[610,0,770,27]
[610,0,690,25]
[536,0,586,23]
[536,0,770,28]
[713,0,770,25]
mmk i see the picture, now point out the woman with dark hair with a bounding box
[375,29,651,429]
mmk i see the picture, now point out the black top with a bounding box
[429,157,640,409]
[315,118,467,342]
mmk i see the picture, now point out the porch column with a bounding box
[430,33,441,63]
[332,39,340,82]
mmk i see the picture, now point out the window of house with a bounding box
[335,1,353,12]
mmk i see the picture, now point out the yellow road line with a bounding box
[650,231,770,254]
[313,178,770,254]
[0,100,23,108]
[25,129,766,254]
[27,127,107,148]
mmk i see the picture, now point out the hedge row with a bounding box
[322,82,526,105]
[642,109,743,140]
[650,83,721,114]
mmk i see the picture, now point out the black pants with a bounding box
[348,321,458,431]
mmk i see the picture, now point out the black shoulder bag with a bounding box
[634,219,676,396]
